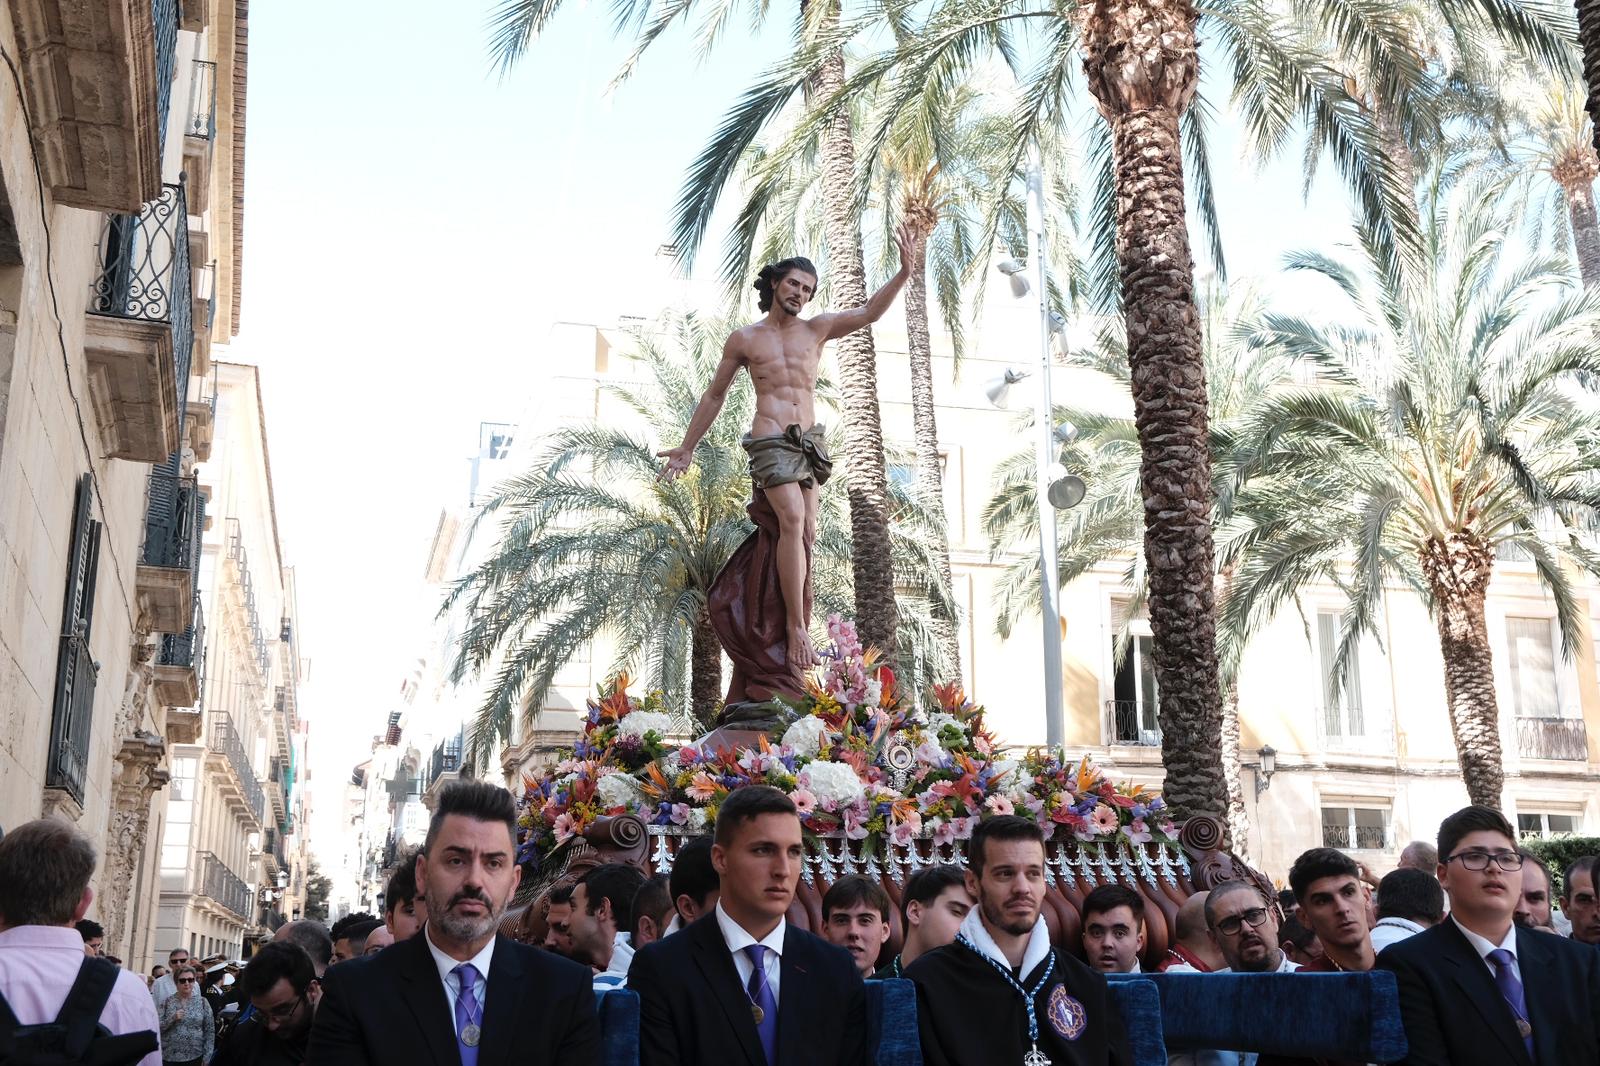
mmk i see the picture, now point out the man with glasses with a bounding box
[1562,856,1600,946]
[212,942,320,1066]
[1378,805,1600,1065]
[151,947,191,1008]
[1206,881,1299,975]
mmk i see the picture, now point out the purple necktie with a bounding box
[743,944,778,1066]
[1488,948,1534,1059]
[453,963,481,1066]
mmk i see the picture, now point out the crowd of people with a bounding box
[3,779,1599,1065]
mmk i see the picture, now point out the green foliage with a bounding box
[1522,836,1600,894]
[443,311,956,766]
[303,858,331,922]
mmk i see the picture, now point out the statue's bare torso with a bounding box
[733,318,822,437]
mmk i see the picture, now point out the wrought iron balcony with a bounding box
[45,631,97,805]
[224,519,271,680]
[154,599,204,708]
[198,850,250,920]
[186,60,217,140]
[85,182,194,462]
[1107,700,1162,746]
[208,712,266,827]
[429,734,463,786]
[138,465,204,636]
[1516,717,1589,761]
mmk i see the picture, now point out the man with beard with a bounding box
[1563,855,1600,947]
[1516,849,1555,931]
[307,780,598,1065]
[907,815,1133,1066]
[211,944,319,1066]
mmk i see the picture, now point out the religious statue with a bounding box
[658,223,915,721]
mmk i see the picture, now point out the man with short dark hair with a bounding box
[308,780,599,1064]
[569,862,647,988]
[629,784,867,1066]
[1286,848,1374,973]
[330,920,383,965]
[1206,880,1297,974]
[543,884,577,959]
[1082,883,1146,973]
[1564,855,1600,946]
[1278,915,1323,969]
[384,853,423,941]
[664,835,718,936]
[211,942,320,1066]
[630,875,674,950]
[0,819,160,1066]
[328,912,379,965]
[77,918,105,957]
[874,865,972,978]
[908,815,1133,1066]
[1379,804,1600,1065]
[1517,849,1556,931]
[821,874,893,978]
[1163,891,1224,972]
[1370,868,1445,952]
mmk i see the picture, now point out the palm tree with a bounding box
[1215,177,1600,807]
[982,282,1293,848]
[443,311,955,763]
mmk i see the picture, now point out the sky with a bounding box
[230,0,1359,864]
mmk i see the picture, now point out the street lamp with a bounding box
[1255,744,1277,797]
[984,148,1078,749]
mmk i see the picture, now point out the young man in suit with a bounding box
[628,785,867,1066]
[1377,804,1600,1066]
[907,815,1133,1066]
[307,780,599,1065]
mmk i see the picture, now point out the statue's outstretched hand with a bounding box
[895,219,919,270]
[657,445,692,481]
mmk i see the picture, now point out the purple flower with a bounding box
[669,803,691,826]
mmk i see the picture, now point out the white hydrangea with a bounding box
[688,808,709,831]
[926,712,966,742]
[781,716,828,759]
[596,772,644,810]
[862,677,883,708]
[617,710,675,740]
[799,761,865,808]
[659,751,682,777]
[993,758,1030,801]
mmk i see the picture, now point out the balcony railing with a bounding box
[429,735,463,786]
[142,471,202,570]
[1107,700,1162,746]
[159,598,204,672]
[186,60,217,140]
[89,181,193,437]
[1516,717,1589,761]
[208,712,266,825]
[154,0,179,143]
[1323,822,1391,851]
[224,519,270,679]
[198,850,250,920]
[45,632,97,805]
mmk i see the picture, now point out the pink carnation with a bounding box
[985,794,1015,816]
[791,789,818,815]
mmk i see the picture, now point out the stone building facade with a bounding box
[0,0,266,970]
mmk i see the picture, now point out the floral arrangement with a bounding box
[515,615,1175,868]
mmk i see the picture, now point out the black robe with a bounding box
[905,941,1134,1066]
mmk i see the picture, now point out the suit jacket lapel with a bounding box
[396,932,462,1066]
[1439,920,1534,1066]
[690,916,768,1066]
[776,926,817,1066]
[477,935,523,1066]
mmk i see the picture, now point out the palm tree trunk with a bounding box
[1080,0,1230,829]
[1559,170,1600,287]
[1420,533,1504,808]
[1217,563,1249,855]
[903,228,962,681]
[691,605,723,731]
[1579,0,1600,156]
[806,6,900,657]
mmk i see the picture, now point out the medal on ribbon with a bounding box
[1046,986,1086,1041]
[958,936,1057,1066]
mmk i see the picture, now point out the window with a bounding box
[1111,631,1160,745]
[1516,812,1577,839]
[1506,617,1559,718]
[1316,611,1364,737]
[1322,805,1390,850]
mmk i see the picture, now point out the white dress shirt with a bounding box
[1451,915,1520,983]
[423,924,497,1035]
[715,902,785,1007]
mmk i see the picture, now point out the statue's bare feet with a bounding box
[787,623,818,670]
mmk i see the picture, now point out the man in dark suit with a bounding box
[628,785,867,1066]
[1378,804,1600,1066]
[307,780,599,1065]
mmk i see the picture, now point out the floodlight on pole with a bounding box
[983,367,1030,409]
[997,258,1031,298]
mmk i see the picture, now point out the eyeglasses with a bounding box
[1215,907,1270,936]
[1444,850,1524,872]
[260,994,306,1024]
[176,978,197,984]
